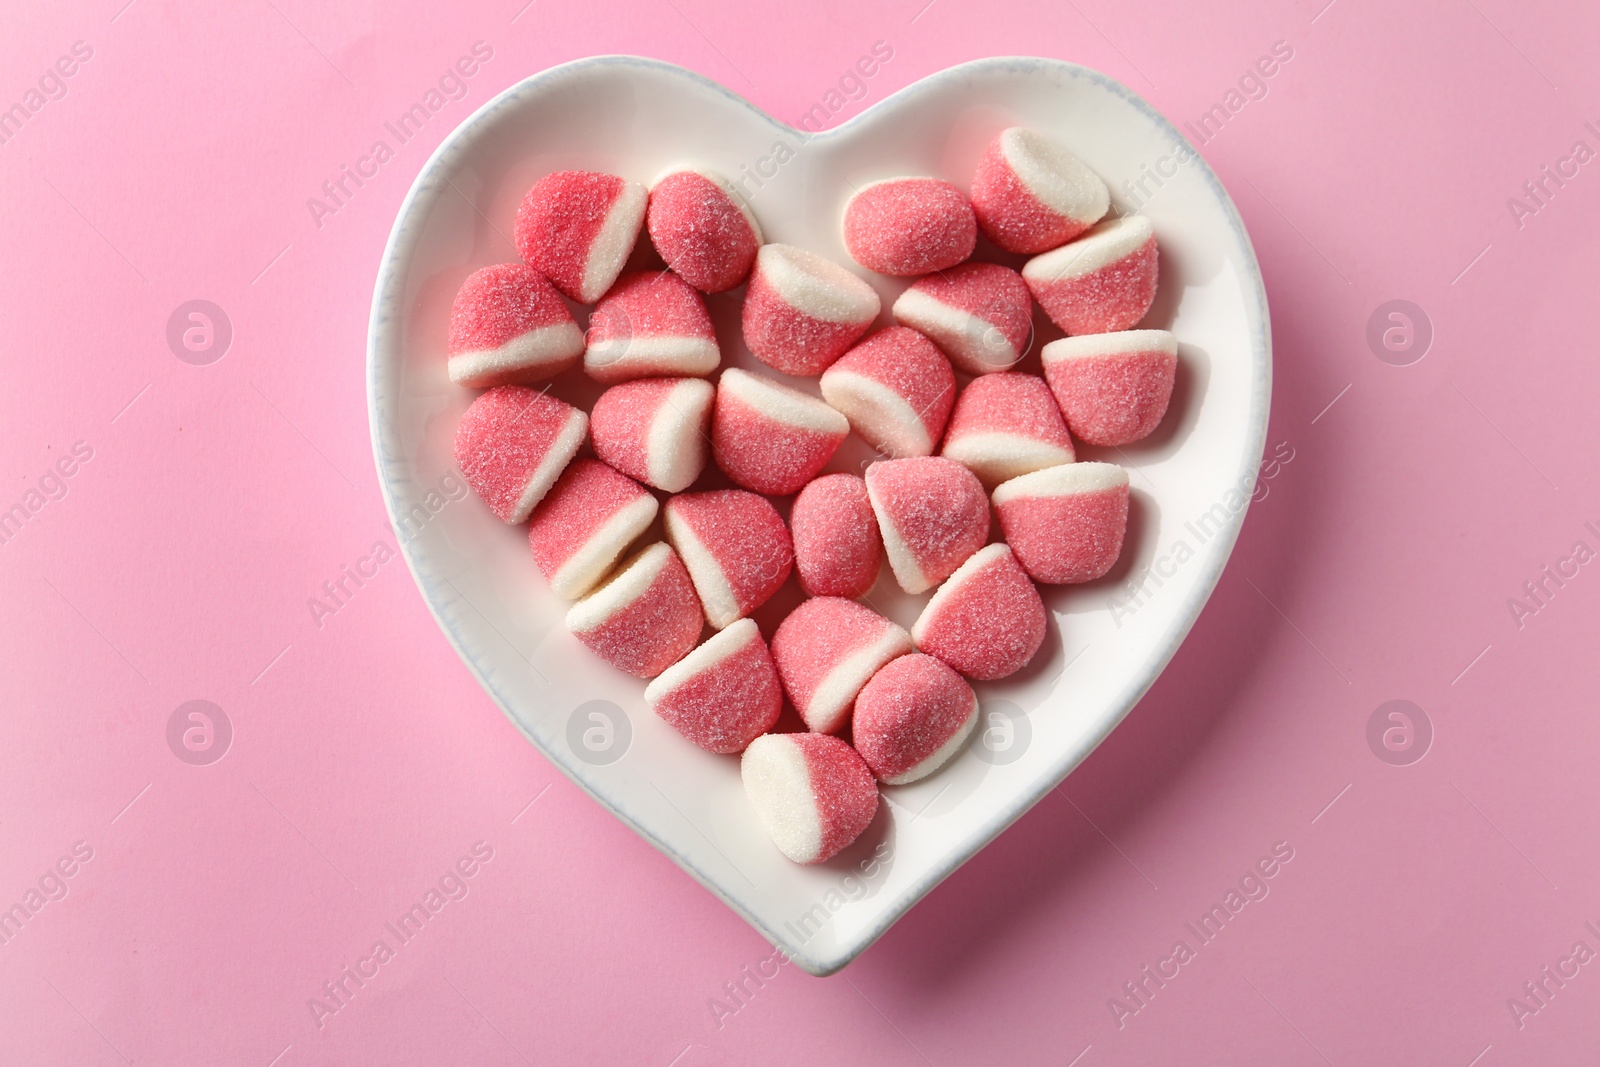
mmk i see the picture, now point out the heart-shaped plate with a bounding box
[367,55,1270,975]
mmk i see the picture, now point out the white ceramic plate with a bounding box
[368,56,1270,976]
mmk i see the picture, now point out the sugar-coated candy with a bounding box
[993,462,1129,584]
[446,263,585,387]
[790,474,882,599]
[1023,216,1158,336]
[527,459,659,600]
[712,368,849,495]
[969,127,1109,254]
[1041,330,1177,446]
[852,653,978,784]
[864,457,990,595]
[941,372,1075,487]
[515,170,648,304]
[912,543,1046,680]
[770,597,912,734]
[589,377,714,493]
[454,386,588,524]
[583,270,721,384]
[842,177,976,276]
[741,732,879,864]
[647,169,762,293]
[645,618,782,754]
[819,327,955,459]
[566,543,704,678]
[741,244,880,376]
[890,263,1032,376]
[663,490,793,629]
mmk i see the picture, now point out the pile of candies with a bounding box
[448,127,1176,864]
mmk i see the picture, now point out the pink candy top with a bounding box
[514,170,642,303]
[790,733,879,862]
[527,458,653,582]
[851,653,977,782]
[586,270,716,348]
[945,373,1075,452]
[893,262,1033,374]
[823,327,956,455]
[665,490,793,620]
[790,474,883,599]
[842,177,976,276]
[866,456,991,593]
[913,544,1046,680]
[453,386,585,524]
[447,263,575,355]
[647,170,762,293]
[647,621,782,754]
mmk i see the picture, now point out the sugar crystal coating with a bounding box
[515,170,647,304]
[647,169,762,293]
[741,732,879,864]
[852,653,978,784]
[770,597,912,734]
[527,458,658,600]
[1023,216,1159,336]
[645,618,781,753]
[970,127,1110,254]
[1041,330,1177,446]
[820,327,956,459]
[447,263,585,387]
[790,473,882,598]
[663,489,793,629]
[741,244,880,376]
[712,368,849,495]
[583,270,721,384]
[941,372,1076,487]
[454,385,588,524]
[912,543,1046,680]
[842,177,976,276]
[566,543,704,677]
[589,376,714,492]
[993,462,1129,584]
[891,262,1033,375]
[865,456,990,594]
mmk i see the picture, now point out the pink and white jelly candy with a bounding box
[790,473,882,599]
[515,170,648,304]
[663,489,793,629]
[712,368,849,496]
[1022,216,1159,336]
[741,244,880,377]
[852,653,978,784]
[993,462,1129,585]
[446,263,585,388]
[566,542,704,678]
[842,177,976,276]
[890,262,1033,376]
[864,456,990,595]
[647,169,763,293]
[741,732,879,864]
[1041,330,1178,446]
[583,270,720,384]
[770,597,912,734]
[527,459,659,600]
[969,127,1110,254]
[589,376,714,493]
[820,327,955,459]
[912,543,1047,680]
[644,618,782,754]
[454,385,588,524]
[941,372,1076,487]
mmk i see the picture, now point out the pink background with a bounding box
[2,0,1597,1063]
